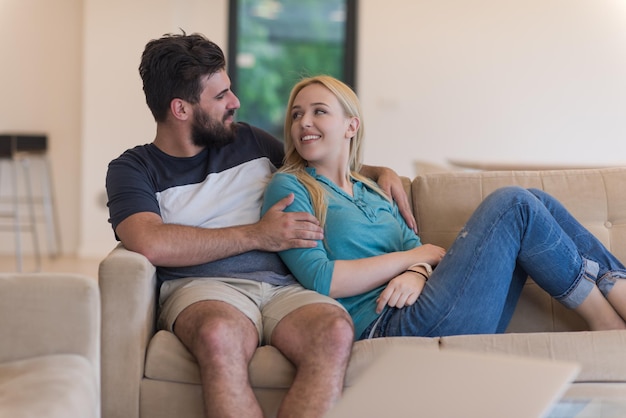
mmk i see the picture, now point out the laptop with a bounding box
[326,345,580,418]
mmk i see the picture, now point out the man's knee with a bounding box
[275,303,354,345]
[195,317,243,351]
[326,308,354,343]
[310,305,354,351]
[175,301,258,356]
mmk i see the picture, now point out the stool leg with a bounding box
[10,159,23,272]
[40,156,61,256]
[19,158,41,272]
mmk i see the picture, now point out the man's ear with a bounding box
[170,98,191,121]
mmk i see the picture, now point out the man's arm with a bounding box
[360,164,417,233]
[115,194,323,267]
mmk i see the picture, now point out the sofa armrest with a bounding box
[0,273,100,368]
[99,244,157,418]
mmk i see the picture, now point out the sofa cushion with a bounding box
[0,354,99,418]
[144,331,439,388]
[440,330,626,382]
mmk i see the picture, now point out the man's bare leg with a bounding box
[174,300,262,418]
[271,303,354,418]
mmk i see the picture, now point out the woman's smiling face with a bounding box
[289,83,358,167]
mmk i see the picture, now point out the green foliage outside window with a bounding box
[231,0,350,140]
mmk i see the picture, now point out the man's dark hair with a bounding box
[139,32,226,122]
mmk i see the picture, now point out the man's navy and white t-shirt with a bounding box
[106,122,297,287]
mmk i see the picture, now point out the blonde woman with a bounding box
[261,75,626,340]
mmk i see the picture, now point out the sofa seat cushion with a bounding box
[144,331,439,388]
[440,330,626,382]
[0,354,99,418]
[145,328,626,389]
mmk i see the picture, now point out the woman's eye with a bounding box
[292,112,302,120]
[315,109,326,115]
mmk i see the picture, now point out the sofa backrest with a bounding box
[0,273,100,374]
[411,168,626,262]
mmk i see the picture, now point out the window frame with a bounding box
[227,0,358,136]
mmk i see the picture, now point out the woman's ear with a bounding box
[170,98,191,121]
[346,116,360,139]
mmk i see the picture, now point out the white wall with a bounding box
[359,0,626,176]
[0,0,83,256]
[2,0,626,259]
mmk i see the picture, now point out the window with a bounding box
[228,0,357,140]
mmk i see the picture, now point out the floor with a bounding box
[0,254,102,279]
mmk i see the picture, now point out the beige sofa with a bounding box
[99,167,626,418]
[0,273,100,418]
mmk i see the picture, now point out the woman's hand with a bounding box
[407,243,446,266]
[376,271,426,314]
[360,165,417,233]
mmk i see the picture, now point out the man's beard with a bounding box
[191,108,237,149]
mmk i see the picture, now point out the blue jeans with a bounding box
[362,186,626,339]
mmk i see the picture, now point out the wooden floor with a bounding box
[0,254,102,279]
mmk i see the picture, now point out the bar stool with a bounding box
[0,134,61,271]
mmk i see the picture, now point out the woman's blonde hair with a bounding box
[280,75,388,227]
